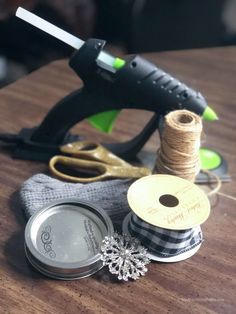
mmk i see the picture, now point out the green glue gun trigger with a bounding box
[9,8,217,161]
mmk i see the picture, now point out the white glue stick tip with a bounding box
[16,7,84,50]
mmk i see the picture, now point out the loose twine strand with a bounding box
[154,109,222,197]
[200,169,222,197]
[200,169,236,200]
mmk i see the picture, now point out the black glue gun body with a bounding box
[13,39,207,161]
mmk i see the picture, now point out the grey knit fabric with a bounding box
[20,174,133,225]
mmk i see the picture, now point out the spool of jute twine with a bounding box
[155,109,202,182]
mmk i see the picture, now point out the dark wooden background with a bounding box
[0,47,235,313]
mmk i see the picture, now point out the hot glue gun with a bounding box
[0,7,218,162]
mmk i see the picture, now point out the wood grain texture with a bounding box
[0,47,235,314]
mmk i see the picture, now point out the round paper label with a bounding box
[127,174,210,230]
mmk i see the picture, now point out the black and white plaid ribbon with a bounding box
[128,213,203,258]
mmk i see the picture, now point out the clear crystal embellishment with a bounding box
[101,233,150,281]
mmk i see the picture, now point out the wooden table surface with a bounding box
[0,46,235,314]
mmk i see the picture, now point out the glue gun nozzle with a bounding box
[203,106,218,121]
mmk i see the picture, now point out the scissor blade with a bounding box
[16,7,84,49]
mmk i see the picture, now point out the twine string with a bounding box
[200,169,222,197]
[200,169,236,200]
[155,110,202,182]
[155,110,230,199]
[217,191,236,201]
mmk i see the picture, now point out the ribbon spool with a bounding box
[123,213,203,262]
[123,174,210,262]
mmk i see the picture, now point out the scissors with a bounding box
[49,141,151,183]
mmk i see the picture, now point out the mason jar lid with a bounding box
[24,199,113,280]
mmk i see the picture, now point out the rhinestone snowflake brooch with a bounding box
[100,233,150,281]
